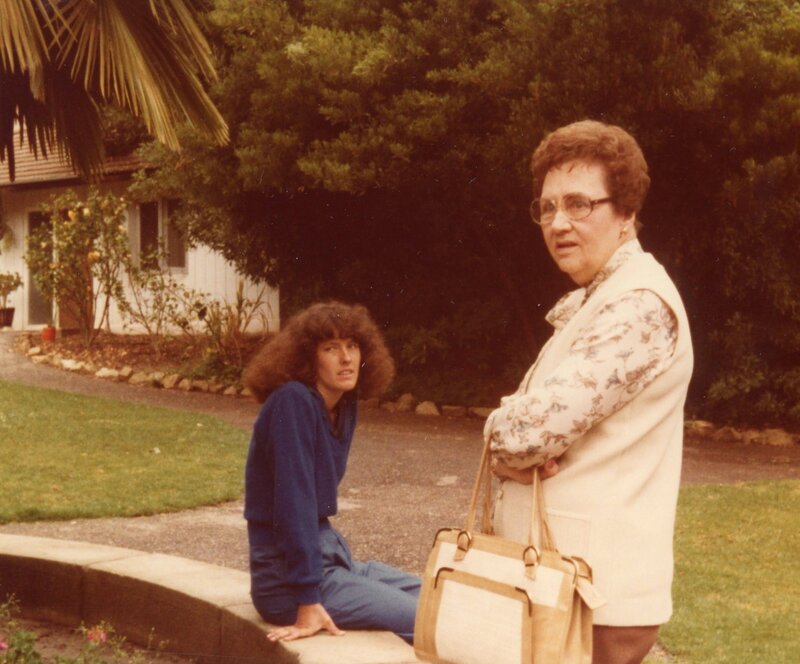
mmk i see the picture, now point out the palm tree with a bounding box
[0,0,228,181]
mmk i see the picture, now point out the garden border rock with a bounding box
[13,333,800,446]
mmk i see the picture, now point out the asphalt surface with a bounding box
[1,330,798,576]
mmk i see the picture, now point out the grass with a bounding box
[0,380,248,523]
[658,480,800,663]
[2,378,798,662]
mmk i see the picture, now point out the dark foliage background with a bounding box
[130,0,800,425]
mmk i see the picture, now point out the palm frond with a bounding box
[0,0,47,75]
[0,0,228,181]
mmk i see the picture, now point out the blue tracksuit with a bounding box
[244,381,419,642]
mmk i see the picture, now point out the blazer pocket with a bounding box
[545,508,591,560]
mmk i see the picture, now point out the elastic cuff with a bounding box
[295,585,322,605]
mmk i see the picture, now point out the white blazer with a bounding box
[493,251,693,625]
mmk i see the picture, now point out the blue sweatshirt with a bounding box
[243,381,357,604]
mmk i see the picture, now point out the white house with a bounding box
[0,144,278,334]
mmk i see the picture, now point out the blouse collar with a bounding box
[546,239,643,329]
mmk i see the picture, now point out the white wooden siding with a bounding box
[0,184,279,334]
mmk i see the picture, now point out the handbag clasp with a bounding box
[453,530,472,561]
[523,545,541,579]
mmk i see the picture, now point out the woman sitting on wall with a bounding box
[243,301,421,643]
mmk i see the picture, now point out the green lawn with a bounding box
[659,480,800,663]
[0,381,249,523]
[2,379,798,662]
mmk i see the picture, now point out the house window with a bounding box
[165,200,186,269]
[138,200,186,270]
[27,211,53,325]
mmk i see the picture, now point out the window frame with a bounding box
[137,199,187,271]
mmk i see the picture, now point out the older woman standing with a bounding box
[485,120,693,664]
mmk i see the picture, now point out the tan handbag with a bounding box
[414,441,605,664]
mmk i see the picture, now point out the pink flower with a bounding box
[0,639,8,650]
[87,627,108,644]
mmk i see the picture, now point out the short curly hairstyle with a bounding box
[244,301,395,403]
[530,120,650,222]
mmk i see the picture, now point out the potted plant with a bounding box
[0,271,22,328]
[41,318,57,342]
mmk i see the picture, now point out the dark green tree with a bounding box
[133,0,800,420]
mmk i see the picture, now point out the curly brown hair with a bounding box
[530,120,650,224]
[244,301,395,403]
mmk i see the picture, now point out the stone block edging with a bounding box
[0,534,419,664]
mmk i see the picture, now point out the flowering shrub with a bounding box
[24,189,129,347]
[1,597,167,664]
[23,188,271,374]
[85,626,108,645]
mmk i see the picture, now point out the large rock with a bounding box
[415,401,440,416]
[95,367,120,380]
[739,429,764,446]
[684,419,716,443]
[128,372,152,387]
[760,428,797,447]
[468,406,495,420]
[162,373,181,390]
[193,379,211,393]
[441,405,468,418]
[685,419,715,433]
[395,393,416,413]
[61,359,84,372]
[711,426,743,444]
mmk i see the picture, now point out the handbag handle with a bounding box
[465,438,557,551]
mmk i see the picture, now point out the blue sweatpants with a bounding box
[250,525,421,643]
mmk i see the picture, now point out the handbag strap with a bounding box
[466,441,492,533]
[466,437,558,552]
[531,467,557,551]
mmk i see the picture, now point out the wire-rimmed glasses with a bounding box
[530,194,612,226]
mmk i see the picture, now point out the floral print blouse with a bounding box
[485,240,678,468]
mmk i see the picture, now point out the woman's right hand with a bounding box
[267,603,345,642]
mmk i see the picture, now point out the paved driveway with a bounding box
[1,330,798,575]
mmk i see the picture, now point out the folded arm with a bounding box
[485,290,677,469]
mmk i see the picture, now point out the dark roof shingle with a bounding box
[0,140,143,188]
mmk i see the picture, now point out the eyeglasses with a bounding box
[530,194,613,226]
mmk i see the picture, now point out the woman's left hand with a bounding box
[492,458,560,484]
[267,603,345,642]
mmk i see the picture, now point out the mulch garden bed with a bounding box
[18,331,263,378]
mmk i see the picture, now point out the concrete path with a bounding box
[1,329,799,576]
